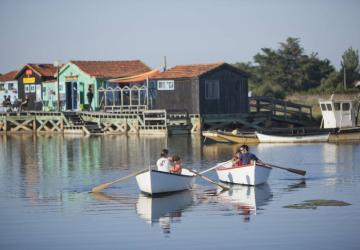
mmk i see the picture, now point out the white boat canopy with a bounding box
[319,96,356,129]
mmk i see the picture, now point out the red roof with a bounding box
[151,62,226,79]
[0,70,18,81]
[70,60,151,78]
[27,64,58,77]
[109,69,161,83]
[15,64,58,79]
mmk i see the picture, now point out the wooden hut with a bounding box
[15,64,57,110]
[0,70,19,111]
[57,60,151,111]
[150,62,250,116]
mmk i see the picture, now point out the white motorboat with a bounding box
[135,169,196,195]
[215,161,272,186]
[255,131,329,143]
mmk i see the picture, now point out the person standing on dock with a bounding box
[87,85,94,111]
[156,149,172,172]
[20,95,29,112]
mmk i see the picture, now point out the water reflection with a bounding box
[216,184,272,222]
[136,190,195,234]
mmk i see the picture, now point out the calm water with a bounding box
[0,134,359,250]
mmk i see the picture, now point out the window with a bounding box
[334,103,340,111]
[30,84,36,93]
[326,104,332,111]
[342,102,350,111]
[205,80,220,100]
[0,84,4,91]
[157,80,174,90]
[320,104,327,111]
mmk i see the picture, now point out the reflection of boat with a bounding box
[255,131,329,143]
[136,191,195,234]
[218,184,271,217]
[202,130,231,143]
[216,161,272,185]
[135,169,196,195]
[216,130,259,144]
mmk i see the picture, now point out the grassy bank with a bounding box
[286,92,360,119]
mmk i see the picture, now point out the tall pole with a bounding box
[57,66,60,112]
[343,67,347,90]
[146,76,149,110]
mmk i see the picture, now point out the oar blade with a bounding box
[288,168,306,176]
[91,182,112,193]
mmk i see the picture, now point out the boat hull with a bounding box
[255,131,329,143]
[135,169,196,195]
[217,132,259,144]
[329,127,360,142]
[216,161,272,186]
[202,131,231,143]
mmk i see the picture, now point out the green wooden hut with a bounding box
[54,60,151,111]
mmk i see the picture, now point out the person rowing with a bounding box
[239,144,265,165]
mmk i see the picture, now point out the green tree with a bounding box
[234,37,336,97]
[341,47,360,89]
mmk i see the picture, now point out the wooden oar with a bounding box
[264,163,306,176]
[184,168,229,191]
[199,160,232,175]
[91,168,148,193]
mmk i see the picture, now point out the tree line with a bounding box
[233,37,360,98]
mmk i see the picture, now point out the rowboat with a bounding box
[215,161,272,186]
[217,130,259,144]
[217,183,271,217]
[202,130,231,143]
[255,131,329,143]
[135,169,196,195]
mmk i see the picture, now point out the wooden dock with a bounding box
[0,96,316,135]
[0,110,201,135]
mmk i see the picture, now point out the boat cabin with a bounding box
[319,98,356,129]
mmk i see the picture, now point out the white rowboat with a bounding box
[135,169,196,195]
[215,161,272,186]
[255,131,329,143]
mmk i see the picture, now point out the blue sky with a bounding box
[0,0,359,73]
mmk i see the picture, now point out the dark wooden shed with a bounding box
[150,62,250,115]
[15,64,57,110]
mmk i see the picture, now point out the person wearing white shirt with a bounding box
[156,149,172,172]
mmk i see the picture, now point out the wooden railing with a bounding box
[250,96,313,121]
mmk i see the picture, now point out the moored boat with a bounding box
[215,161,272,186]
[255,131,329,143]
[217,130,259,144]
[319,96,360,142]
[202,130,231,143]
[135,169,196,195]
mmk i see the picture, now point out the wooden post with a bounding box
[33,117,36,132]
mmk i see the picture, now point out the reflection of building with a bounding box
[136,191,194,234]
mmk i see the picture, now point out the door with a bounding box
[66,82,78,110]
